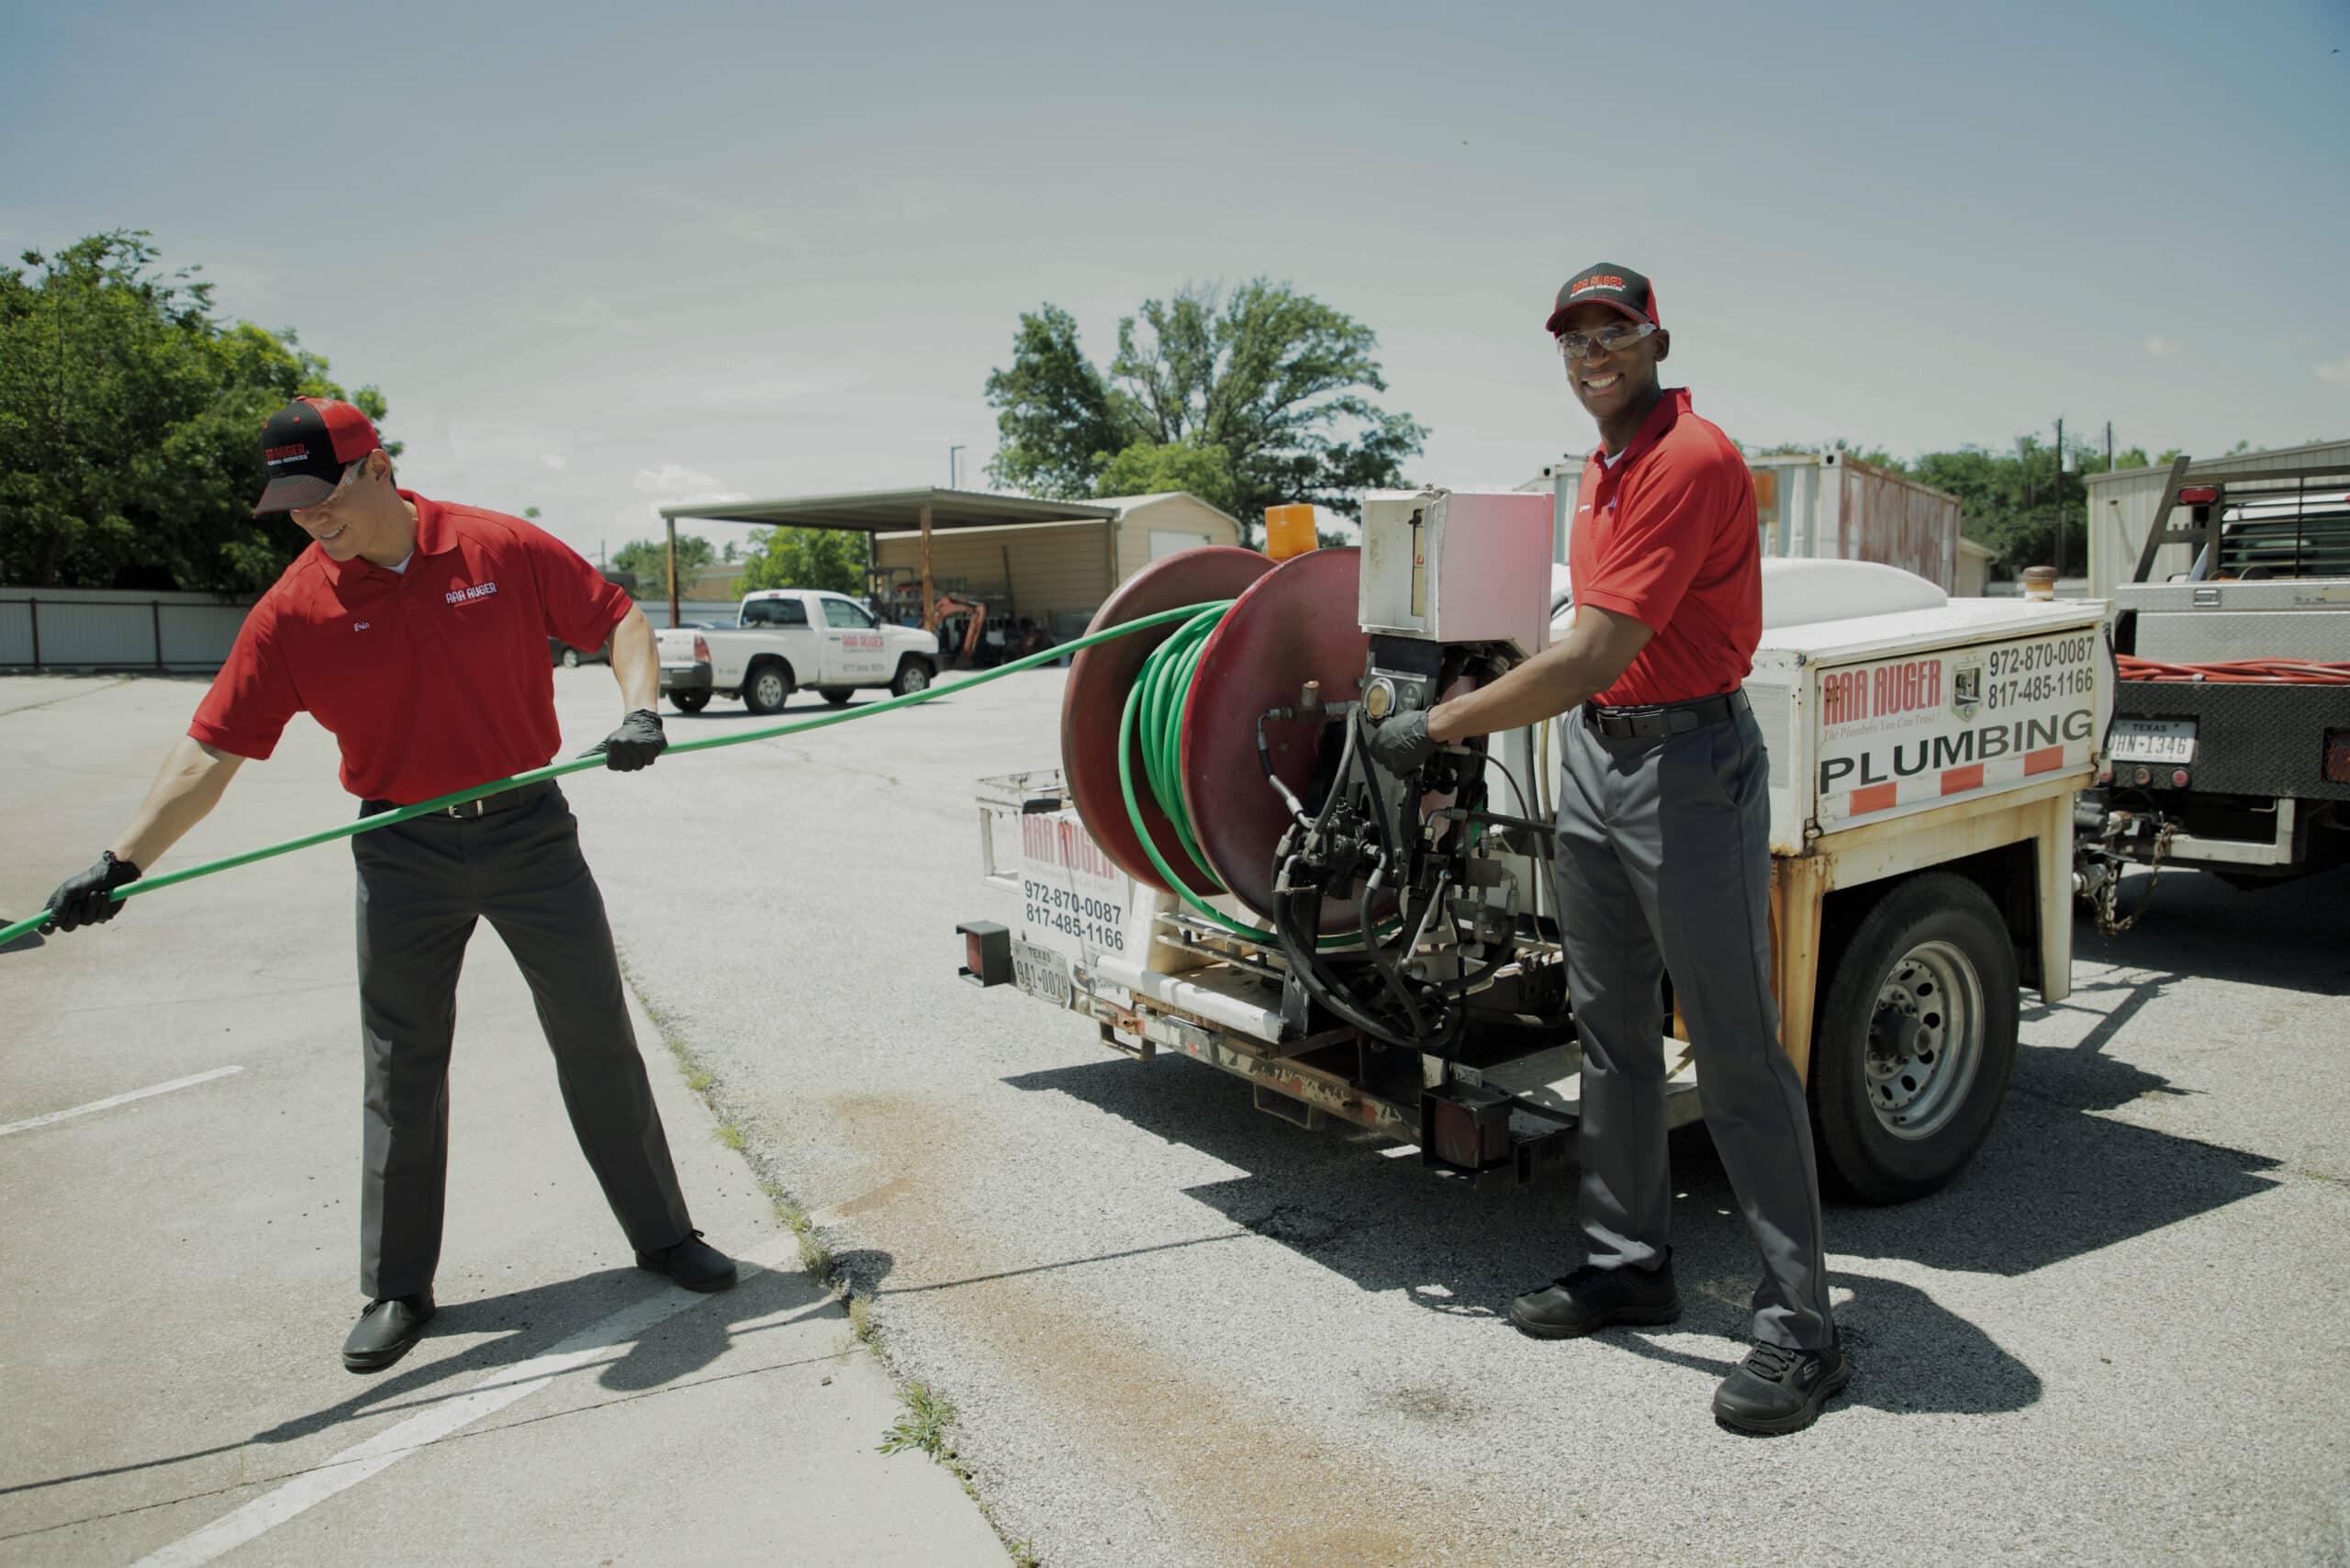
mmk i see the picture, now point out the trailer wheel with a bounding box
[743,660,794,715]
[1808,871,2018,1204]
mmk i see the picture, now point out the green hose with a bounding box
[0,603,1230,948]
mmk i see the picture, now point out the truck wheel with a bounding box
[891,658,933,698]
[1807,871,2018,1204]
[744,661,794,715]
[819,688,854,707]
[670,689,711,714]
[561,648,581,669]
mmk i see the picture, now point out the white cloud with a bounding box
[2143,335,2179,360]
[2317,355,2350,384]
[540,453,569,471]
[633,462,730,497]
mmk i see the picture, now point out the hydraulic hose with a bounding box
[0,602,1233,949]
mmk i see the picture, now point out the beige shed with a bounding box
[873,491,1246,639]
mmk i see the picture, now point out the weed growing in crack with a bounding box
[878,1381,957,1460]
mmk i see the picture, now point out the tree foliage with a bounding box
[610,533,715,587]
[741,526,863,594]
[0,230,395,593]
[1908,439,2153,577]
[985,280,1426,540]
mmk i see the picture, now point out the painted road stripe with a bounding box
[130,1243,789,1568]
[0,1066,242,1138]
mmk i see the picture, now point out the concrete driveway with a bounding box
[588,664,2349,1568]
[0,674,1008,1568]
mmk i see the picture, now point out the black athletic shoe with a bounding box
[1712,1339,1851,1434]
[341,1292,435,1373]
[635,1229,738,1293]
[1508,1260,1682,1338]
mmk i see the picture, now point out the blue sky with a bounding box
[5,0,2345,561]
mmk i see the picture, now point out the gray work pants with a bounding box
[1552,703,1834,1350]
[352,784,692,1299]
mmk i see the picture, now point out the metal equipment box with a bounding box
[1359,488,1552,655]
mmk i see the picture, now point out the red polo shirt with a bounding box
[189,492,632,803]
[1568,388,1762,706]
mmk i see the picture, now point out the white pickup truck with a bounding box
[656,589,940,715]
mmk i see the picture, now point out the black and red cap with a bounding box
[252,397,383,517]
[1545,263,1661,334]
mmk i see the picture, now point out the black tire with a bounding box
[670,689,711,714]
[890,657,933,698]
[819,688,855,707]
[743,660,794,716]
[1807,871,2019,1204]
[560,648,581,669]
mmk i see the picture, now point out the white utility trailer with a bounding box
[968,563,2113,1202]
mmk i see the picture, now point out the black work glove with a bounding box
[597,709,668,772]
[1367,709,1439,775]
[43,851,142,933]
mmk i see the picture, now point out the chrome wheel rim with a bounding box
[901,667,929,693]
[1864,938,1984,1141]
[754,672,786,707]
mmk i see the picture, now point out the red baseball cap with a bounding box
[252,397,383,516]
[1545,263,1661,333]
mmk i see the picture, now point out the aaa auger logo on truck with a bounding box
[1815,630,2100,825]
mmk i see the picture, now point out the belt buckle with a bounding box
[446,797,487,819]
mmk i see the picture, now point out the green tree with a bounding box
[741,526,862,594]
[985,280,1427,542]
[0,230,395,592]
[1094,437,1237,513]
[610,533,715,586]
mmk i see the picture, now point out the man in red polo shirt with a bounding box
[41,397,736,1373]
[1370,264,1843,1434]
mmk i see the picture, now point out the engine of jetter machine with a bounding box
[1263,488,1563,1056]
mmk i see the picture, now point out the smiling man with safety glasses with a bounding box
[1369,263,1846,1434]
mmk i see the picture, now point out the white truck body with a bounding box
[658,589,938,714]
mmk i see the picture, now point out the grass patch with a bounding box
[684,1065,713,1092]
[713,1121,747,1152]
[878,1381,957,1460]
[846,1291,878,1346]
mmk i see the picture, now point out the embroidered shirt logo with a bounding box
[445,581,498,606]
[353,622,372,631]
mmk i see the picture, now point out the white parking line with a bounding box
[0,1066,242,1137]
[130,1246,789,1568]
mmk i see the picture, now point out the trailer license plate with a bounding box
[1012,939,1073,1009]
[2109,719,2196,765]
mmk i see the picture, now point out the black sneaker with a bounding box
[341,1292,435,1373]
[635,1229,738,1293]
[1712,1339,1851,1434]
[1508,1260,1682,1338]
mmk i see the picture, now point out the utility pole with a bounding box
[665,516,680,630]
[2106,420,2114,474]
[2053,416,2066,580]
[949,444,966,490]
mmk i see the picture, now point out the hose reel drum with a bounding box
[1059,488,1561,1058]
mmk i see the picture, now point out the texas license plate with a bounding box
[1012,939,1074,1009]
[2109,718,2197,765]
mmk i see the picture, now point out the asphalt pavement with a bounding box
[583,665,2349,1568]
[6,666,2346,1567]
[0,674,1008,1567]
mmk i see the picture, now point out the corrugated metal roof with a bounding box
[2087,438,2350,489]
[1091,491,1248,530]
[659,487,1118,532]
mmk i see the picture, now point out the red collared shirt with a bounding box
[189,491,632,803]
[1568,388,1762,706]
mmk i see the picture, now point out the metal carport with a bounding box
[656,487,1120,628]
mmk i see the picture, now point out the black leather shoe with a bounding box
[1509,1259,1682,1338]
[341,1293,435,1373]
[1712,1339,1851,1434]
[635,1230,738,1293]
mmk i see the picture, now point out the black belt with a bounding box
[1583,689,1748,738]
[360,778,556,820]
